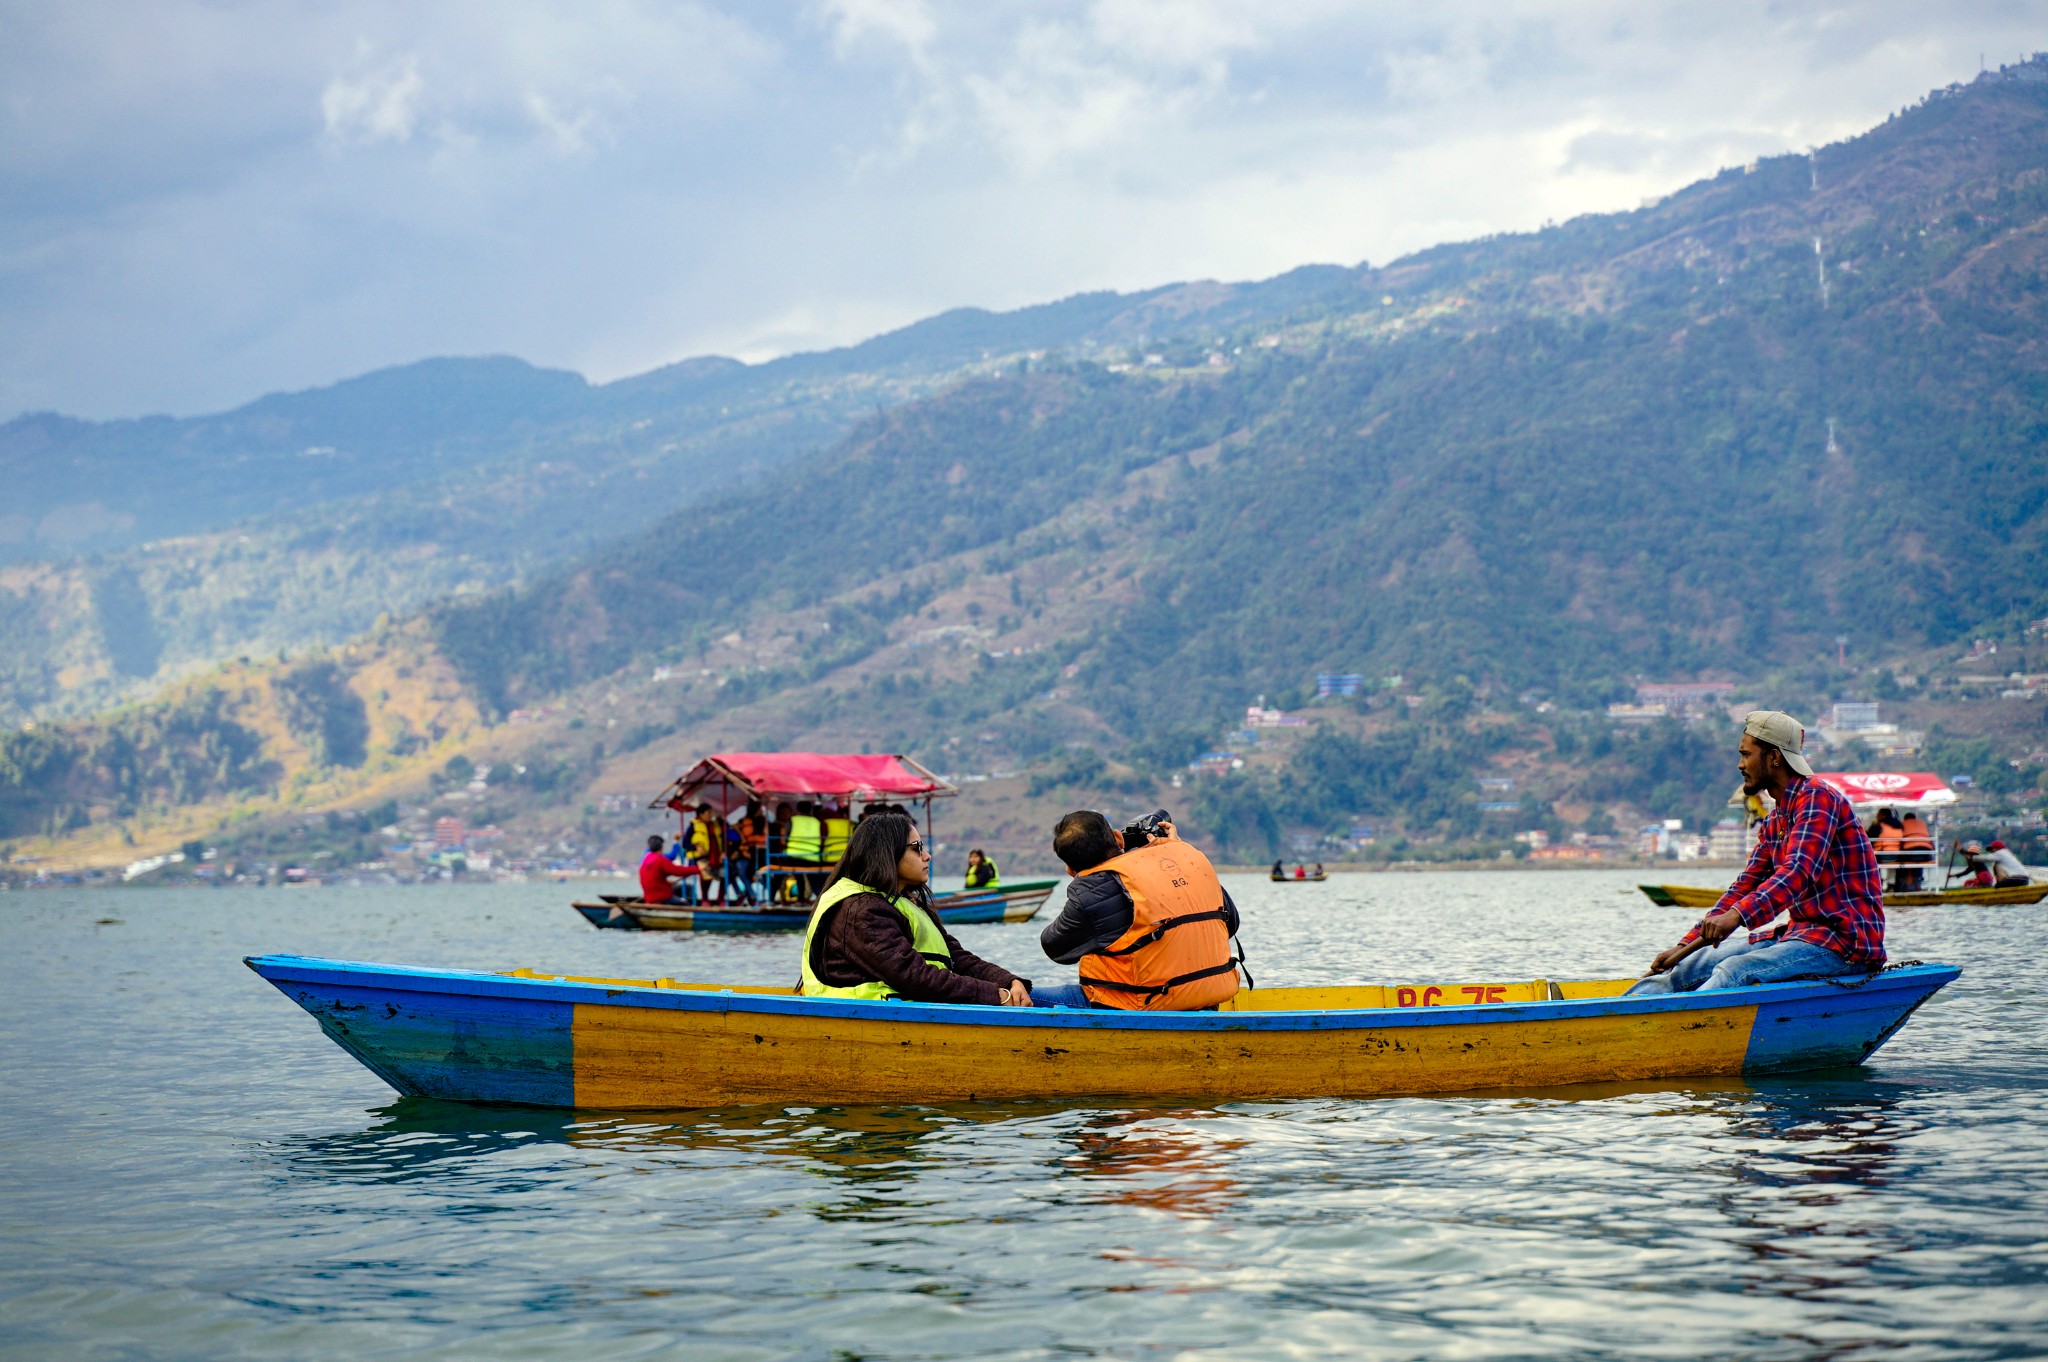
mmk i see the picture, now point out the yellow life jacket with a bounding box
[822,816,852,864]
[1078,839,1240,1011]
[968,856,1000,889]
[686,818,715,859]
[785,814,823,863]
[799,878,952,1000]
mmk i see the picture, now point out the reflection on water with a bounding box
[1062,1111,1246,1220]
[5,874,2048,1359]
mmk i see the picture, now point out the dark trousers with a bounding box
[724,854,755,904]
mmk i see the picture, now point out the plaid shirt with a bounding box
[1685,775,1887,967]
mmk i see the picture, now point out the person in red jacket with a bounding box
[638,834,688,904]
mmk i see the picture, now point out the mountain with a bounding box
[435,62,2048,721]
[0,267,1365,726]
[9,58,2048,870]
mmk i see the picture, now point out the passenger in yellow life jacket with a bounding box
[820,802,852,866]
[800,811,1036,1005]
[964,848,1000,890]
[1034,809,1245,1011]
[784,800,826,899]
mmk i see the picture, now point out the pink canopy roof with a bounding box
[651,752,955,814]
[1812,772,1956,809]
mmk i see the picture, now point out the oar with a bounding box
[1638,919,1717,983]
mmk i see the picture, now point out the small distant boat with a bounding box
[247,953,1960,1109]
[574,878,1060,932]
[583,750,1056,932]
[1639,881,2048,909]
[1269,873,1328,883]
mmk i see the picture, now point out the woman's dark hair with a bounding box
[967,848,985,862]
[824,811,922,901]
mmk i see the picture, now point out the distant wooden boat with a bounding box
[1270,873,1328,883]
[1639,881,2047,909]
[247,953,1959,1109]
[574,878,1060,932]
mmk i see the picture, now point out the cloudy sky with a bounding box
[3,1,2044,419]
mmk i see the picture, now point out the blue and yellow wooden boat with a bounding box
[574,878,1059,932]
[246,954,1957,1109]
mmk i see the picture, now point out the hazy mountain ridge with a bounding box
[0,261,1372,724]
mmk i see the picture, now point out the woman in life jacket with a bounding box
[1037,810,1245,1011]
[964,848,1000,890]
[799,812,1037,1005]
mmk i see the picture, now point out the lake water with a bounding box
[3,870,2045,1360]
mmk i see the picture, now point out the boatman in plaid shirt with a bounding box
[1629,711,1885,994]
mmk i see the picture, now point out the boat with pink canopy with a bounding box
[573,751,1059,931]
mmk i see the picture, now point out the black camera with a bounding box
[1122,809,1172,850]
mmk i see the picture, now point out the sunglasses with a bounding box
[905,840,928,854]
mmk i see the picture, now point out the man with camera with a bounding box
[1030,809,1246,1010]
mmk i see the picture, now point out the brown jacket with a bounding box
[806,891,1028,1005]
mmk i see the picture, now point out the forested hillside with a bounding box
[435,62,2048,728]
[0,262,1356,724]
[9,60,2048,871]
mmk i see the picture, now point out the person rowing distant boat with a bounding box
[1630,711,1885,995]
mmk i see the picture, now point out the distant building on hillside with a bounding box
[1245,704,1305,728]
[1827,701,1881,731]
[1316,673,1365,697]
[1634,682,1738,716]
[1709,819,1751,861]
[1607,703,1667,722]
[433,816,466,849]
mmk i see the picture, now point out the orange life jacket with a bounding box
[1077,839,1241,1011]
[1899,815,1933,853]
[1871,823,1904,853]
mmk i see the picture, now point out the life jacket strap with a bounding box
[1094,907,1231,957]
[1079,959,1241,1001]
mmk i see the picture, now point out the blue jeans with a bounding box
[1627,935,1864,995]
[1029,983,1096,1009]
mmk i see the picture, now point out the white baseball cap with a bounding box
[1742,710,1814,777]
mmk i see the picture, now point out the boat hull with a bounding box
[246,954,1958,1110]
[575,879,1058,931]
[1640,881,2047,909]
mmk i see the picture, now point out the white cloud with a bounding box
[322,53,424,145]
[2,0,2044,419]
[822,0,938,63]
